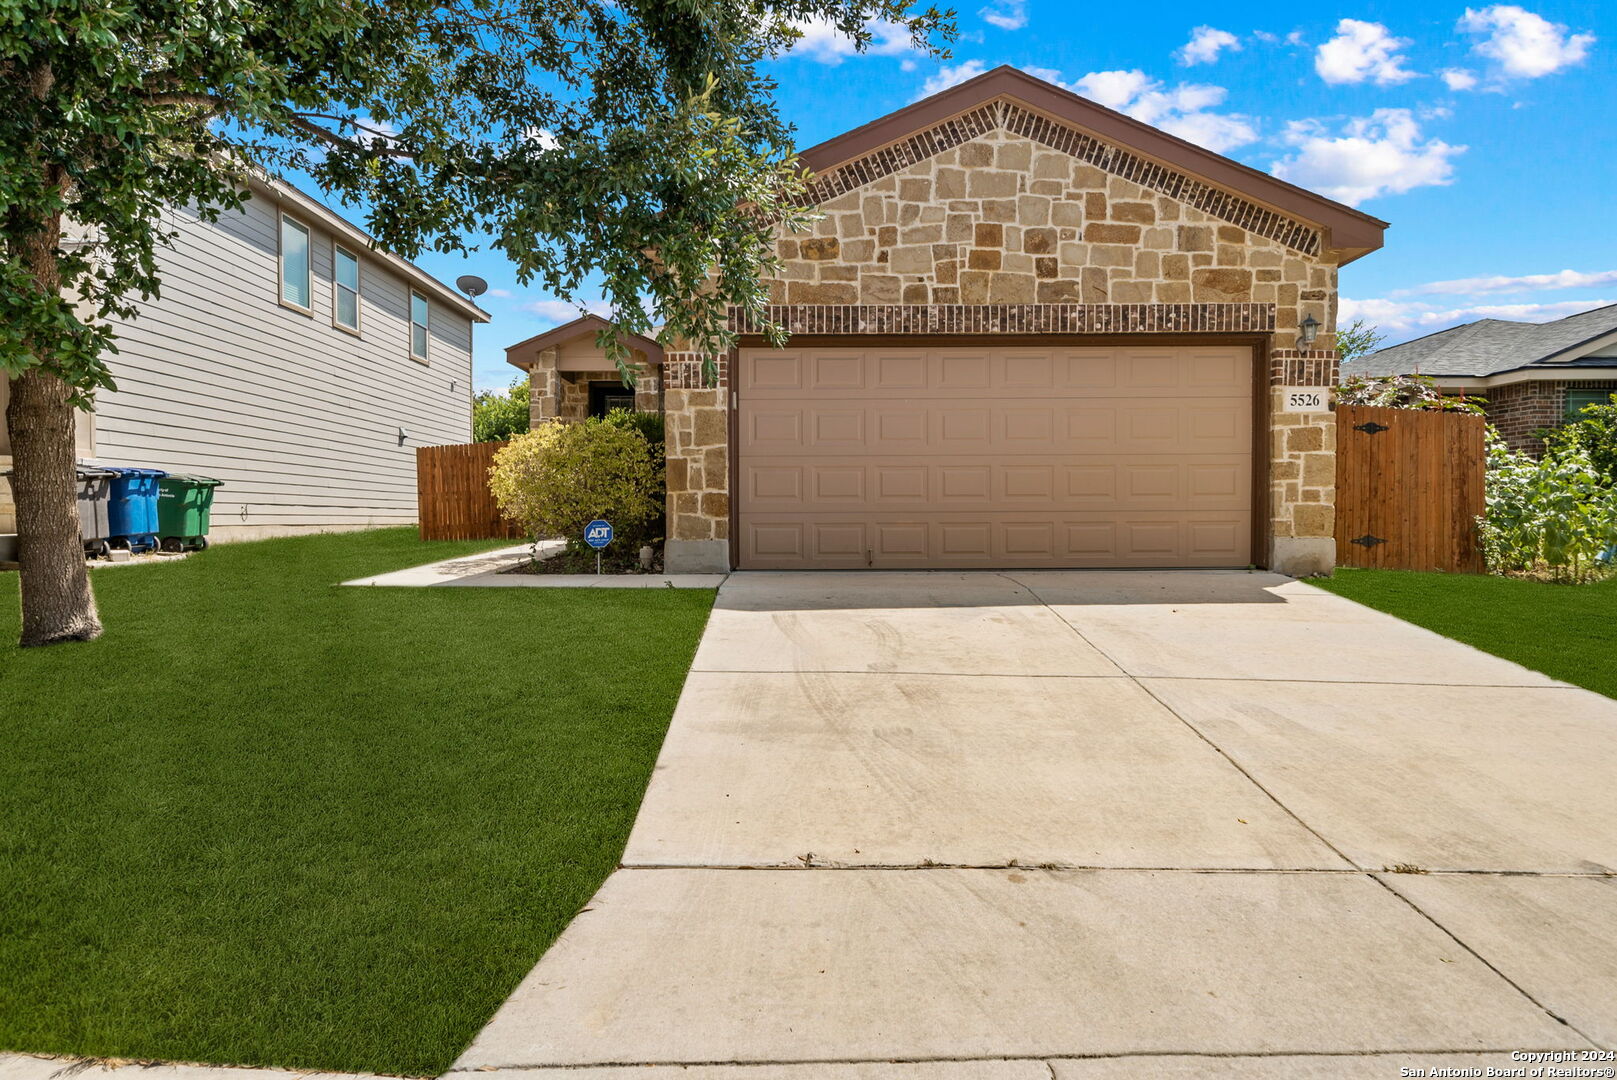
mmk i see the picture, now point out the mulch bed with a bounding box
[503,544,665,575]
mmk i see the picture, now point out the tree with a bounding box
[472,379,530,443]
[1,0,954,645]
[1335,317,1385,365]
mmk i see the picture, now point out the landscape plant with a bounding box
[1557,391,1617,484]
[1477,431,1617,583]
[0,0,952,645]
[489,419,663,555]
[472,379,531,443]
[1335,372,1486,414]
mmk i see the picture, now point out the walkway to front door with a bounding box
[452,570,1617,1078]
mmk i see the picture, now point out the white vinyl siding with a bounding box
[410,291,429,362]
[80,194,475,535]
[280,215,311,310]
[333,245,360,332]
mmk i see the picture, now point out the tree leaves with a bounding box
[2,0,955,393]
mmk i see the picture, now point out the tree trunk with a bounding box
[6,203,102,646]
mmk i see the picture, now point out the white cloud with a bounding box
[979,0,1026,31]
[1314,19,1417,85]
[1440,68,1479,90]
[1178,26,1241,66]
[788,18,918,64]
[1459,5,1593,79]
[1271,109,1463,205]
[1401,269,1617,296]
[485,288,513,299]
[1069,69,1258,153]
[917,60,989,98]
[524,127,559,149]
[1340,296,1614,336]
[521,298,612,324]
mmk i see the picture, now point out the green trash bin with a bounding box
[156,474,222,553]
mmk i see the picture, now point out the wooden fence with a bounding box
[1334,404,1486,573]
[416,441,525,542]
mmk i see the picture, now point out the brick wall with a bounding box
[1481,380,1617,453]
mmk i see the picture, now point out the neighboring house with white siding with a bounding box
[0,176,489,539]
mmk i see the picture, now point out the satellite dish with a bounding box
[456,275,489,298]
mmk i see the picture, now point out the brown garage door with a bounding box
[736,344,1254,570]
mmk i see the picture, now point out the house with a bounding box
[509,65,1388,576]
[1342,304,1617,453]
[0,176,489,540]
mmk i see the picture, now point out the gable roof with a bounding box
[505,314,663,369]
[796,65,1388,265]
[1347,303,1617,378]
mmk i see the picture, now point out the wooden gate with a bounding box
[416,441,524,541]
[1334,404,1486,573]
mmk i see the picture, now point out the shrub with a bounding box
[602,406,665,446]
[489,418,663,551]
[473,378,530,442]
[1558,391,1617,485]
[1478,431,1617,583]
[1335,372,1485,414]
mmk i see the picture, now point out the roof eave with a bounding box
[504,314,664,368]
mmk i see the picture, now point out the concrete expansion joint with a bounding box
[444,1047,1596,1073]
[618,863,1617,877]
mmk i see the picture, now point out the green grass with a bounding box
[0,529,714,1076]
[1312,569,1617,699]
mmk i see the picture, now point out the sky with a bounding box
[368,1,1614,390]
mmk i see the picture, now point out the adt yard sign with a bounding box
[584,519,613,549]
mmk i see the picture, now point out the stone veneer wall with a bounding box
[662,106,1348,576]
[525,349,662,427]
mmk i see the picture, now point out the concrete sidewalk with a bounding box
[451,571,1617,1076]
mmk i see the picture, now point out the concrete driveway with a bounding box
[452,571,1617,1078]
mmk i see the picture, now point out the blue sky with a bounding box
[379,1,1613,390]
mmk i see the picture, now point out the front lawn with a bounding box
[1312,568,1617,699]
[0,529,714,1076]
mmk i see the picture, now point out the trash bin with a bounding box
[156,473,222,552]
[104,466,167,554]
[0,464,116,557]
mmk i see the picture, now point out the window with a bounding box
[333,245,360,332]
[279,215,311,310]
[1565,388,1614,419]
[410,291,429,361]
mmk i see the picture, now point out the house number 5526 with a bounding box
[1280,387,1330,413]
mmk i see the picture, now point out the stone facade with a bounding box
[1477,379,1617,453]
[659,97,1364,576]
[524,348,661,428]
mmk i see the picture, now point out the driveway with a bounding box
[452,571,1617,1078]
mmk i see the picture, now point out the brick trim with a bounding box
[667,305,1304,388]
[1269,350,1339,387]
[998,103,1321,256]
[729,302,1276,336]
[664,351,731,390]
[806,101,1322,258]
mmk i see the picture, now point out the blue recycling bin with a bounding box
[104,467,167,553]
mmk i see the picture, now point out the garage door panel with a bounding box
[737,345,1254,569]
[741,511,1253,569]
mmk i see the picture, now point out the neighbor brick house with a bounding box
[1343,304,1617,453]
[509,66,1386,576]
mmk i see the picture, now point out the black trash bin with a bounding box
[0,464,117,557]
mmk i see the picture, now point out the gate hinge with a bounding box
[1350,534,1388,548]
[1353,421,1389,434]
